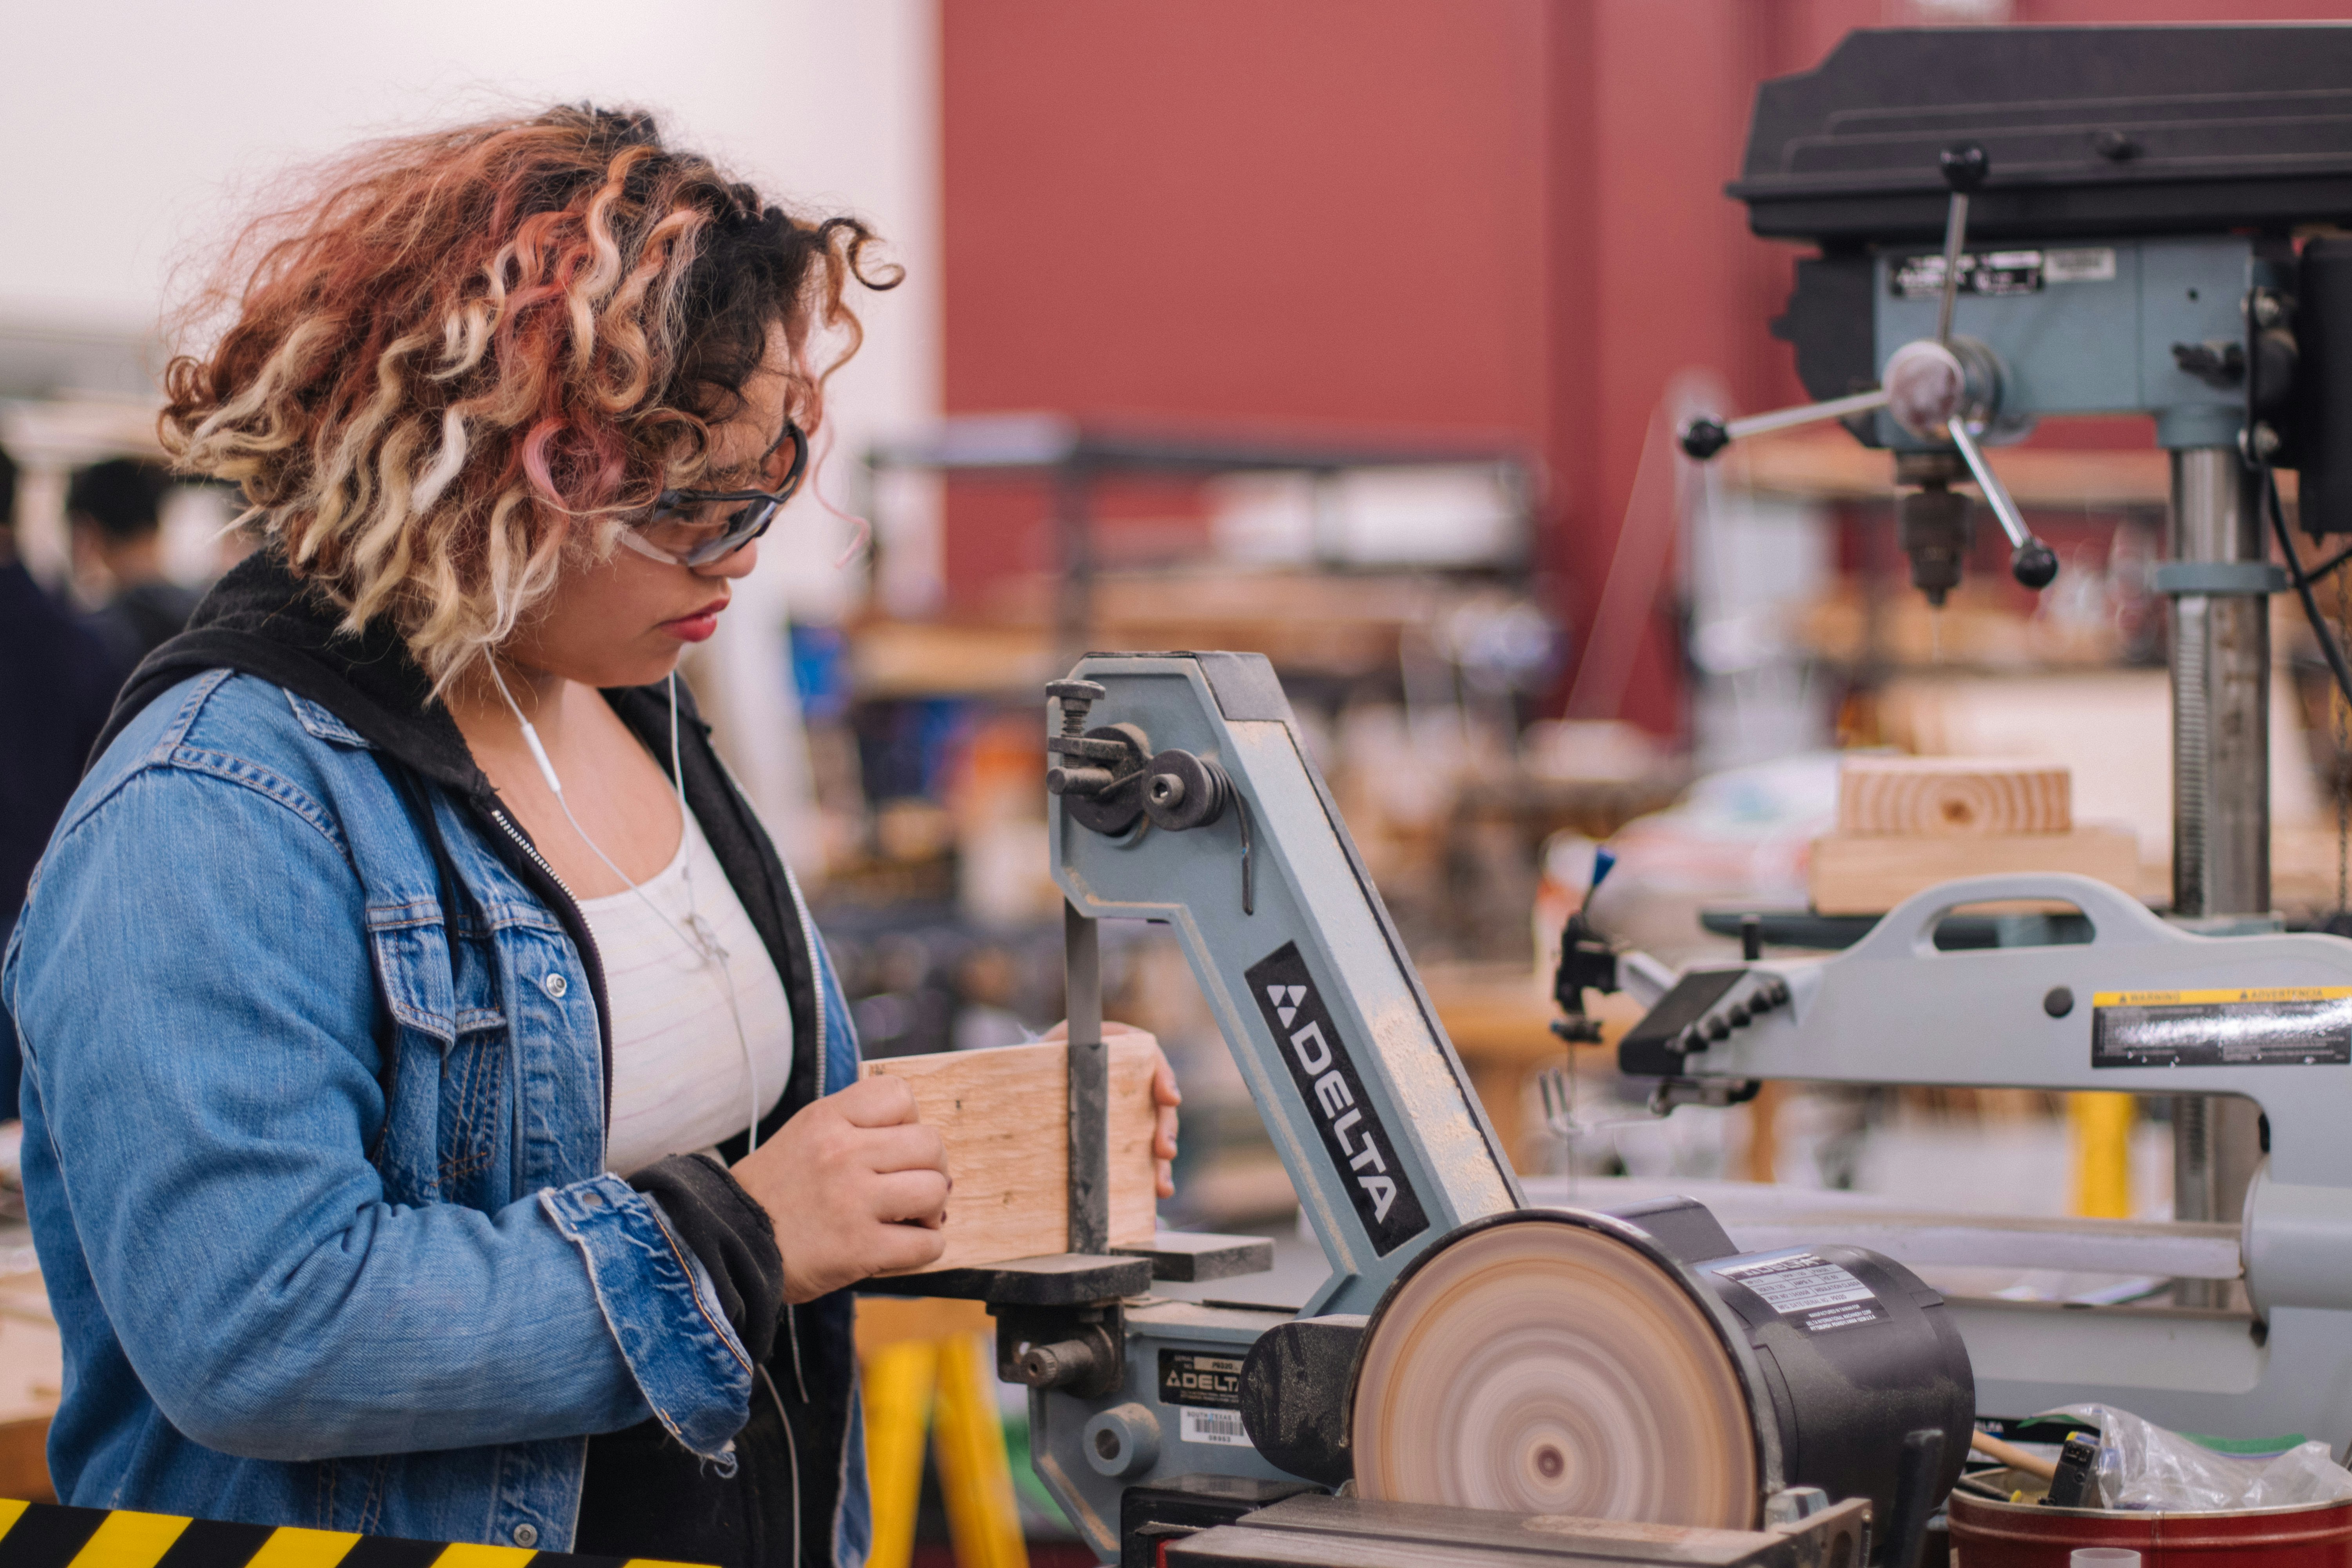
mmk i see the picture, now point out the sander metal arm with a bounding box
[1048,652,1523,1313]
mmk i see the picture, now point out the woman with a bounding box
[0,107,1175,1565]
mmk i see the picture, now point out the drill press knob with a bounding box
[1940,141,1989,194]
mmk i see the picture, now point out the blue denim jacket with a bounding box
[1,661,869,1557]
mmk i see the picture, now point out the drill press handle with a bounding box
[1679,143,2059,592]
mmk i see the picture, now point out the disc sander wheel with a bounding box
[1350,1218,1759,1528]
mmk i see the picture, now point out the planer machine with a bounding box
[876,651,1971,1568]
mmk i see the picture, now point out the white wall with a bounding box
[0,0,942,861]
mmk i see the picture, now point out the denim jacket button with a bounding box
[511,1523,539,1548]
[542,972,568,1000]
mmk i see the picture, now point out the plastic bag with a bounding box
[2041,1405,2352,1512]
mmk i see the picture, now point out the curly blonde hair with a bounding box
[162,105,896,688]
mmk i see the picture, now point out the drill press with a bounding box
[1664,24,2352,1261]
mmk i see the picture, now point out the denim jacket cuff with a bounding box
[541,1172,753,1458]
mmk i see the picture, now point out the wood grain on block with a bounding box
[862,1035,1159,1273]
[1808,825,2140,916]
[1836,756,2071,838]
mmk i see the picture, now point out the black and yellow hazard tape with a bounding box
[0,1499,706,1568]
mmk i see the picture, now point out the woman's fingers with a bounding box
[859,1121,949,1176]
[1141,1042,1180,1196]
[867,1168,951,1226]
[833,1073,922,1127]
[864,1218,950,1275]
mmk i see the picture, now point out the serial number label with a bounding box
[1708,1250,1888,1335]
[1159,1349,1243,1409]
[1180,1407,1253,1447]
[2092,988,2352,1067]
[1890,246,2116,300]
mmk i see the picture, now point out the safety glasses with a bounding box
[616,419,810,568]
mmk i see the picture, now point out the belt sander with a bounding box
[872,652,1973,1566]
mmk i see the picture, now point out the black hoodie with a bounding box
[98,548,859,1567]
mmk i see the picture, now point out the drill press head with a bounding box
[1691,25,2352,604]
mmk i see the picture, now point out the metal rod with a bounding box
[1064,899,1109,1255]
[2168,447,2271,1303]
[1052,469,1093,672]
[2169,448,2271,917]
[1944,418,2031,551]
[1935,191,1971,345]
[1719,387,1891,443]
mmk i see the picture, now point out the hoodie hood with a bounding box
[96,548,481,794]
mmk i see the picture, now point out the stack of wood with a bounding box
[1808,755,2140,915]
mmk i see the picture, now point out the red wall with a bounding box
[942,0,2352,733]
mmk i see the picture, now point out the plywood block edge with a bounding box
[1808,824,2140,916]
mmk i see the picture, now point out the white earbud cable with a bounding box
[488,659,765,1155]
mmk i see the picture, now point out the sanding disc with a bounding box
[1350,1216,1759,1528]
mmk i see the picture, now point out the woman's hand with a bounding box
[1044,1021,1182,1198]
[730,1074,950,1303]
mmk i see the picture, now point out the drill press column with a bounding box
[2169,447,2270,1271]
[2171,447,2271,920]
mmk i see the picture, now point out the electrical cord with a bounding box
[759,1363,802,1568]
[2264,465,2352,931]
[2268,465,2352,715]
[488,661,766,1154]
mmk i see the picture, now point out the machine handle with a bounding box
[1680,388,1892,460]
[1932,143,1988,347]
[1944,417,2059,589]
[1683,142,1989,466]
[1843,871,2175,962]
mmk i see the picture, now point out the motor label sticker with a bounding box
[2091,988,2352,1067]
[1246,942,1430,1256]
[1708,1249,1887,1335]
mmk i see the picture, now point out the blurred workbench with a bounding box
[0,1241,60,1502]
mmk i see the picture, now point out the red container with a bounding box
[1949,1469,2352,1566]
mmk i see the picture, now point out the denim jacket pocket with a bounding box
[365,900,508,1207]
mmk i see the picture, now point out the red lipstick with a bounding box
[661,597,729,643]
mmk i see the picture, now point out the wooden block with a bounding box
[862,1035,1159,1273]
[1836,755,2071,838]
[1807,825,2140,916]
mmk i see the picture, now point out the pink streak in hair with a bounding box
[520,416,566,504]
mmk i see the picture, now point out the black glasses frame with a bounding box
[640,419,811,566]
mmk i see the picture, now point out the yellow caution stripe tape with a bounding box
[0,1499,709,1568]
[2092,987,2352,1007]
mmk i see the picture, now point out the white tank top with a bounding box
[575,807,793,1176]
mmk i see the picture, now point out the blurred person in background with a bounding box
[0,443,123,1121]
[67,457,203,671]
[2,106,1176,1566]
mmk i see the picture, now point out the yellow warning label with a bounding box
[2092,987,2352,1007]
